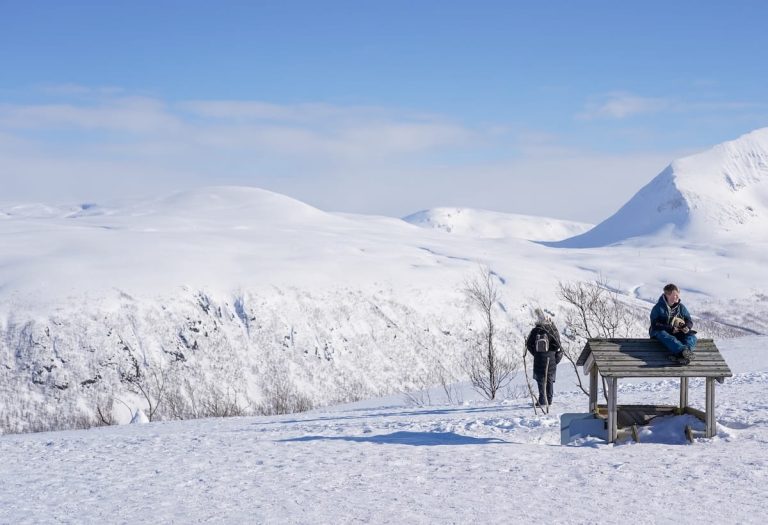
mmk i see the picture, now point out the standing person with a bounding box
[525,308,563,408]
[649,283,697,365]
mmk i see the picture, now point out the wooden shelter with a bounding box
[576,338,732,443]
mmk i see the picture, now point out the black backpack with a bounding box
[535,332,549,352]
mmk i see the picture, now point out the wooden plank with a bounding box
[598,369,733,378]
[593,360,728,369]
[598,368,733,376]
[684,406,706,421]
[588,338,716,344]
[588,343,719,353]
[590,354,726,363]
[598,364,732,372]
[582,352,596,376]
[590,347,720,355]
[576,345,592,366]
[680,377,689,410]
[589,367,598,414]
[591,345,719,352]
[685,425,693,443]
[607,377,618,443]
[590,341,717,349]
[594,362,730,371]
[706,378,716,438]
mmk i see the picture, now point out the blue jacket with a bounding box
[649,295,694,337]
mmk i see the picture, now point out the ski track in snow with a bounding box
[1,338,766,524]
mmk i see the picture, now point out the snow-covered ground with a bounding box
[1,336,765,524]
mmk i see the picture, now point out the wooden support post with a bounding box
[589,367,598,414]
[705,377,716,438]
[679,377,689,412]
[606,377,618,443]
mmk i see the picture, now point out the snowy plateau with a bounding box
[1,128,768,524]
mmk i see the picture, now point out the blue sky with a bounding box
[2,1,767,221]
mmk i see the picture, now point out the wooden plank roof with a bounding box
[576,338,732,379]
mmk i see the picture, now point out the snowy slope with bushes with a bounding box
[1,336,766,524]
[2,129,768,435]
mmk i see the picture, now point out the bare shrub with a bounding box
[402,387,432,407]
[164,376,251,420]
[462,266,518,400]
[503,383,531,401]
[119,354,172,422]
[258,371,314,416]
[557,278,637,397]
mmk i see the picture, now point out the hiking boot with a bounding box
[681,347,695,361]
[668,354,690,365]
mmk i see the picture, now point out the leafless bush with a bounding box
[557,278,638,397]
[258,371,314,416]
[462,266,518,400]
[164,376,251,419]
[402,387,432,407]
[436,361,464,405]
[120,356,171,422]
[503,384,531,401]
[96,396,116,426]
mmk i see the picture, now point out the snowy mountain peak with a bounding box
[134,186,331,223]
[555,127,768,247]
[403,207,592,242]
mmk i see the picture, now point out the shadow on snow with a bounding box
[279,430,508,446]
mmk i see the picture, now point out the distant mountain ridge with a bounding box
[554,127,768,247]
[403,207,593,242]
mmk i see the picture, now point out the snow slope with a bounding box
[403,207,593,241]
[1,336,765,524]
[555,127,768,247]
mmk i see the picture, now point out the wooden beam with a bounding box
[705,378,716,438]
[606,377,618,443]
[589,367,598,414]
[679,377,688,411]
[583,352,596,376]
[594,368,733,378]
[684,406,706,421]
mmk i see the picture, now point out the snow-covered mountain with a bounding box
[555,127,768,247]
[403,207,593,241]
[3,129,768,435]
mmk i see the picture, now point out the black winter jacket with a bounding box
[525,322,563,380]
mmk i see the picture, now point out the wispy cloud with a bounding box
[0,87,740,221]
[33,83,126,97]
[0,90,484,209]
[0,97,181,133]
[578,92,765,121]
[578,93,671,120]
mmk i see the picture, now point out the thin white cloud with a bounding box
[578,93,671,120]
[578,92,764,121]
[0,88,734,222]
[0,97,181,133]
[33,83,126,97]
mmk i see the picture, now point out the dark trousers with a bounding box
[536,376,555,405]
[653,331,698,355]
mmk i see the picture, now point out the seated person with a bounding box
[649,283,697,365]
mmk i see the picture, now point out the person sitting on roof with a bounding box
[649,283,697,365]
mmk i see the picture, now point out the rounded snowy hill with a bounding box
[403,207,593,242]
[554,127,768,248]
